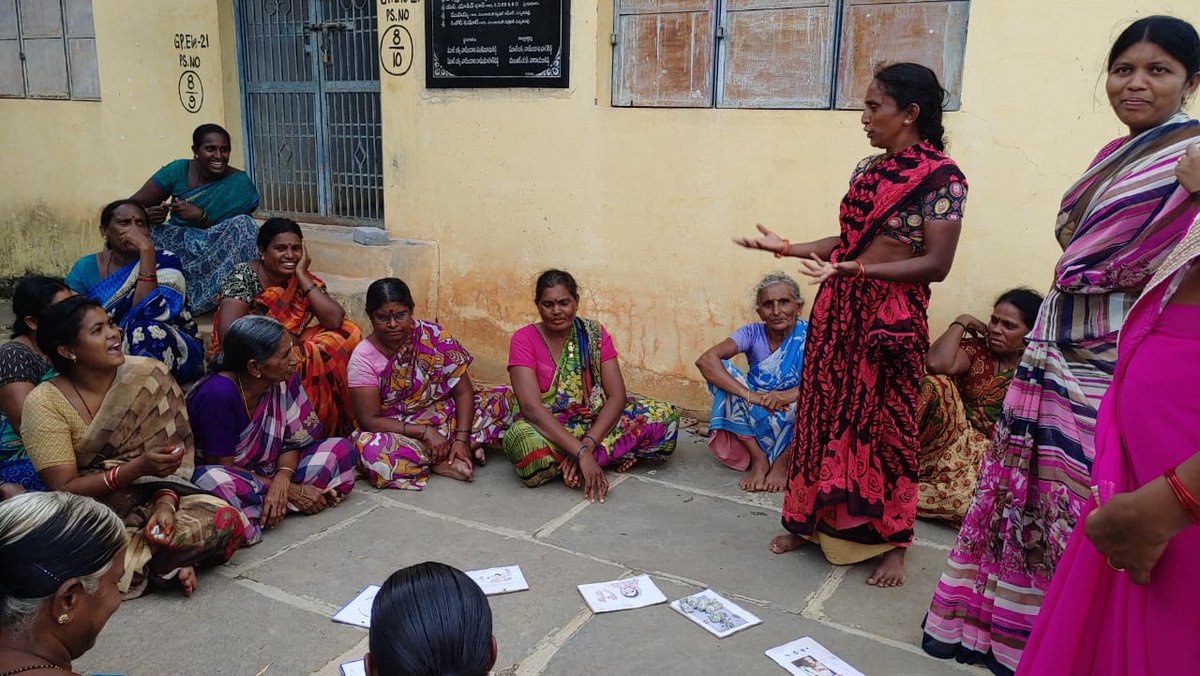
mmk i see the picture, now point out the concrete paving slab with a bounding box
[241,503,630,670]
[819,545,952,646]
[544,576,962,676]
[225,484,380,567]
[74,572,364,676]
[374,459,592,535]
[915,517,961,549]
[542,477,831,610]
[631,434,784,509]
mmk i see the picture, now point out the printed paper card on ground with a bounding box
[331,584,380,628]
[339,658,367,676]
[670,589,762,638]
[466,565,529,595]
[577,574,667,613]
[765,637,865,676]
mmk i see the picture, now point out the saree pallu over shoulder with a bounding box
[89,251,203,382]
[1055,114,1200,294]
[75,356,243,597]
[782,142,965,559]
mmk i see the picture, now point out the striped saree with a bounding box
[922,113,1200,674]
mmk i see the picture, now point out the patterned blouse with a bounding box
[955,337,1013,434]
[852,154,968,253]
[217,263,266,305]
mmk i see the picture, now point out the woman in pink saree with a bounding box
[1018,184,1200,674]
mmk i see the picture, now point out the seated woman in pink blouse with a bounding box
[348,278,517,490]
[503,269,679,503]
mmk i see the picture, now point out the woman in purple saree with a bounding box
[190,315,356,545]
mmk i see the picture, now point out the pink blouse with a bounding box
[507,323,618,392]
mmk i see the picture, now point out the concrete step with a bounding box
[192,272,374,339]
[296,222,440,320]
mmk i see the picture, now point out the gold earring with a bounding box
[903,120,912,126]
[69,354,78,362]
[57,613,69,625]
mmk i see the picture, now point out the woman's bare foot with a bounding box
[762,457,790,492]
[769,533,806,554]
[739,455,770,491]
[866,548,906,587]
[325,489,345,507]
[472,443,487,466]
[178,567,198,597]
[614,455,638,473]
[432,456,474,481]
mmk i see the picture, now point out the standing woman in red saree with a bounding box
[735,63,967,587]
[212,218,362,437]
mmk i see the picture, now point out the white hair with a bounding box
[0,492,125,635]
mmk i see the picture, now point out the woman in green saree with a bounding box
[503,270,679,502]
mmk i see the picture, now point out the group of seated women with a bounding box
[0,491,495,676]
[0,249,683,595]
[694,272,1043,520]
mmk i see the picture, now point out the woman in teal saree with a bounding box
[131,123,260,315]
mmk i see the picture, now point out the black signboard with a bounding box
[425,0,570,88]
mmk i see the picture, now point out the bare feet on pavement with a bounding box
[432,456,474,481]
[769,533,807,554]
[739,455,770,491]
[178,566,198,597]
[761,457,789,492]
[866,548,906,587]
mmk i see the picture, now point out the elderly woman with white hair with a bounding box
[696,272,808,492]
[0,491,127,675]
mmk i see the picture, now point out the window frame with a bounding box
[612,0,968,111]
[1,0,100,101]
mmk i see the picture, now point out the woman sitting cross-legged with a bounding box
[66,199,203,382]
[0,276,73,498]
[212,217,362,437]
[503,269,679,503]
[0,492,127,676]
[349,278,517,490]
[21,296,245,599]
[916,288,1042,523]
[130,123,260,315]
[695,272,808,492]
[191,315,357,545]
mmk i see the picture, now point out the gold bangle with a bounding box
[276,466,296,476]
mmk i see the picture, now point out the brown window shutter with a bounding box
[613,0,717,107]
[834,0,969,110]
[717,0,837,109]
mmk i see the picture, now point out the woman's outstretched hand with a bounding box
[733,224,785,253]
[798,253,840,284]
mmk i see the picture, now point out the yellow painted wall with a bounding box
[0,1,234,278]
[3,3,1200,412]
[376,2,1200,409]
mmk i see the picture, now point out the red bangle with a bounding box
[153,488,180,510]
[103,466,121,491]
[774,239,791,258]
[1165,467,1200,524]
[853,259,866,280]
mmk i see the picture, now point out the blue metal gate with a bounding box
[236,0,383,224]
